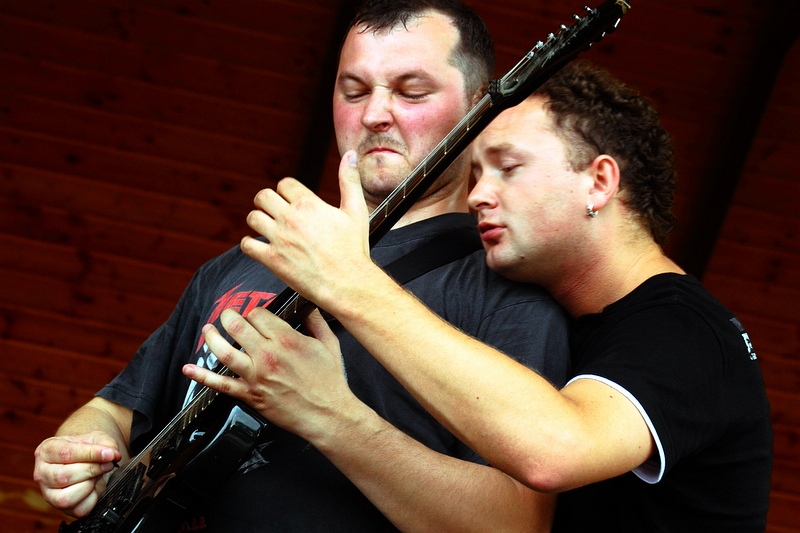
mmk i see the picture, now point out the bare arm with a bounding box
[240,151,654,492]
[183,308,554,532]
[298,267,652,491]
[33,397,132,517]
[317,403,555,533]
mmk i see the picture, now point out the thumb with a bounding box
[338,150,368,223]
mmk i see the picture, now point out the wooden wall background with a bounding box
[1,0,798,530]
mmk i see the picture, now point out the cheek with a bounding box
[511,188,558,234]
[333,104,361,147]
[399,103,466,148]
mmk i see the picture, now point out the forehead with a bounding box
[337,12,461,81]
[476,97,562,154]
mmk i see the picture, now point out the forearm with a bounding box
[187,306,552,529]
[311,395,553,533]
[322,264,577,489]
[57,397,133,460]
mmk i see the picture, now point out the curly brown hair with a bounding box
[534,60,677,245]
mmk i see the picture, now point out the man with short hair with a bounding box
[34,2,570,531]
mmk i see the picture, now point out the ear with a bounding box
[587,154,620,212]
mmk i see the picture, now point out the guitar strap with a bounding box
[321,227,482,326]
[381,228,483,285]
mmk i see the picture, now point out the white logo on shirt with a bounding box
[730,317,757,360]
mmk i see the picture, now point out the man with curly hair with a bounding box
[223,60,773,530]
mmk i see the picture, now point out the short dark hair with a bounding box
[534,60,677,245]
[349,0,494,98]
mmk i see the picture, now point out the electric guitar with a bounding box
[59,1,630,531]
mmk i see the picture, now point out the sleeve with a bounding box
[574,305,726,480]
[96,247,240,452]
[96,268,205,451]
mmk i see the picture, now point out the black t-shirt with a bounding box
[553,273,772,532]
[99,213,571,532]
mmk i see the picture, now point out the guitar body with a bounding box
[59,401,265,533]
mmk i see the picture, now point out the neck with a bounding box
[389,190,470,228]
[368,168,471,230]
[550,241,684,318]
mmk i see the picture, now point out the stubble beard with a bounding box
[356,134,412,207]
[354,133,469,211]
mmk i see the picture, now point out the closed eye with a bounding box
[399,91,429,101]
[342,91,369,102]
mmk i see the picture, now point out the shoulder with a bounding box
[445,250,565,317]
[189,240,276,288]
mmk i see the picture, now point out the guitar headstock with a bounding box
[489,0,630,108]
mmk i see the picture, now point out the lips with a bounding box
[477,221,504,242]
[365,146,399,156]
[359,135,405,157]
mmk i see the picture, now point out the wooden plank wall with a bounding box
[1,0,798,531]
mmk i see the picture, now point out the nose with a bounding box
[361,89,394,132]
[468,172,496,212]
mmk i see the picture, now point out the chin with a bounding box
[485,252,510,275]
[486,251,527,282]
[363,176,409,202]
[361,162,404,183]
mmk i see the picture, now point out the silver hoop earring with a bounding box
[586,203,598,218]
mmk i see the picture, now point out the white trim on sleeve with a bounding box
[565,374,666,484]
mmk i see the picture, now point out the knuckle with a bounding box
[57,446,74,464]
[53,468,75,487]
[51,490,77,510]
[253,346,279,371]
[224,314,247,336]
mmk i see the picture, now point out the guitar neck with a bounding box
[118,0,631,502]
[367,95,497,245]
[63,4,631,531]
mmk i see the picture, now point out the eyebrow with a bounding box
[483,142,520,157]
[472,143,520,170]
[336,70,439,87]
